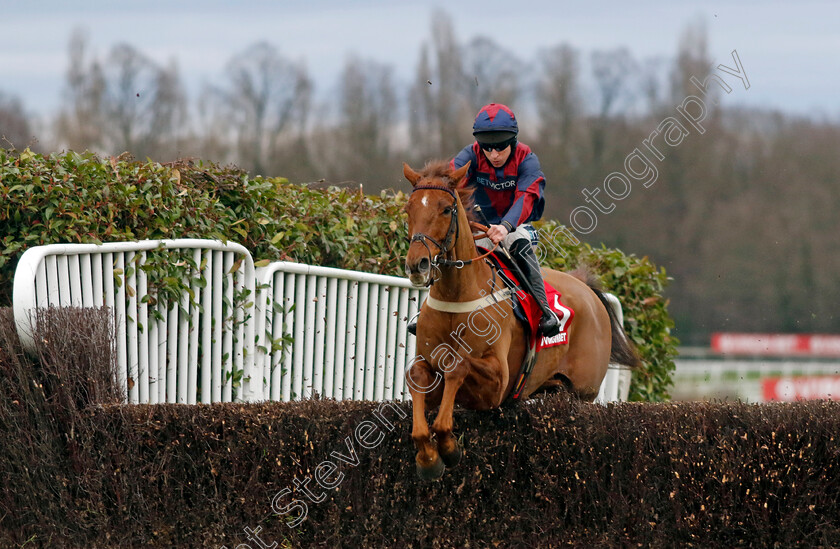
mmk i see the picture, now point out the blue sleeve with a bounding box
[451,145,477,180]
[501,152,546,227]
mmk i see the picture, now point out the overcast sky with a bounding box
[1,0,839,121]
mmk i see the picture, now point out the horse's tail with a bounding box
[570,268,643,369]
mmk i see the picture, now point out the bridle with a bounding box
[408,184,498,276]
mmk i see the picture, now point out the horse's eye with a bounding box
[442,207,452,215]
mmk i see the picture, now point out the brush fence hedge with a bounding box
[13,239,631,404]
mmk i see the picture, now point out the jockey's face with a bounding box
[482,144,512,168]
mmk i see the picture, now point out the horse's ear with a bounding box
[451,161,471,188]
[403,163,421,187]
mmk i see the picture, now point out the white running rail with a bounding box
[13,239,257,404]
[13,239,630,404]
[253,261,425,402]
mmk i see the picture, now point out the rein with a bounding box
[409,184,498,271]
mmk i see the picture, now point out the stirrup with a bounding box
[407,311,419,336]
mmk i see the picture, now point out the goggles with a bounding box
[478,138,515,152]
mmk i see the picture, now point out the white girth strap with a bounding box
[424,288,513,313]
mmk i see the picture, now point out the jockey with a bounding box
[408,103,561,338]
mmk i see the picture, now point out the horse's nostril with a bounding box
[418,257,430,273]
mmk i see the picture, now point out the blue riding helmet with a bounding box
[472,103,518,144]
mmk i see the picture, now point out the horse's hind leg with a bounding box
[407,358,445,480]
[532,375,573,396]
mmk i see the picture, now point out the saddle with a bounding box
[477,247,574,351]
[478,247,575,401]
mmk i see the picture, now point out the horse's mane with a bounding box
[417,160,478,223]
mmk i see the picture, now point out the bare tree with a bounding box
[55,29,106,152]
[638,56,669,115]
[205,41,312,175]
[55,30,188,159]
[192,88,232,163]
[0,93,36,150]
[462,37,522,110]
[591,48,637,119]
[534,44,583,195]
[536,44,581,152]
[589,47,637,163]
[147,60,189,159]
[408,10,473,160]
[101,44,188,159]
[670,19,712,103]
[408,46,438,160]
[329,55,398,190]
[266,67,314,182]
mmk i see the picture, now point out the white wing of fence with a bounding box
[254,261,425,402]
[13,239,629,404]
[12,239,256,404]
[596,293,633,404]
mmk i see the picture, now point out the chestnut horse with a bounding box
[403,160,641,480]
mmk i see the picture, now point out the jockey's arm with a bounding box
[500,153,546,232]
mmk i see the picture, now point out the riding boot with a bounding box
[510,240,561,337]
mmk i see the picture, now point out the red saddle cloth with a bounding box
[486,251,574,351]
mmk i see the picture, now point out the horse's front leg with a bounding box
[430,358,470,469]
[407,358,445,480]
[430,350,509,469]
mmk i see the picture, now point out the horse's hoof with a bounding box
[440,443,462,468]
[416,456,445,481]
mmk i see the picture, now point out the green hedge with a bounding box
[1,309,837,548]
[0,148,406,292]
[0,148,677,400]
